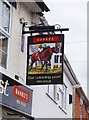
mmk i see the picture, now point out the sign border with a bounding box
[26,34,64,85]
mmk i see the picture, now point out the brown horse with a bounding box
[29,46,58,71]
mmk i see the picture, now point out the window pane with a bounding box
[54,55,59,63]
[0,32,8,68]
[0,50,7,68]
[0,1,9,69]
[57,93,59,100]
[48,85,54,98]
[59,92,63,107]
[3,2,10,32]
[0,1,3,27]
[57,84,67,110]
[0,32,8,53]
[63,86,66,110]
[2,34,8,53]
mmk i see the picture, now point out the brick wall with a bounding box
[74,90,88,119]
[75,91,80,118]
[82,103,87,118]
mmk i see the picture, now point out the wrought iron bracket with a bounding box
[22,24,69,35]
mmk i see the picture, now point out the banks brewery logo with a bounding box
[33,36,59,43]
[0,80,9,96]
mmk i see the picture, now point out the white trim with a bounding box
[0,0,11,35]
[47,85,55,99]
[2,0,11,7]
[56,84,67,111]
[6,4,12,70]
[0,27,10,38]
[46,92,57,105]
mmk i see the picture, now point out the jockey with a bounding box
[36,44,43,61]
[36,44,49,61]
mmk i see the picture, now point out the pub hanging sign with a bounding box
[26,34,64,85]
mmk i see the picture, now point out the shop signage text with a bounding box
[0,80,9,96]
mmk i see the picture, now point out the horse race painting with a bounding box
[26,34,64,85]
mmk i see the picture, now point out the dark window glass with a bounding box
[54,55,59,63]
[0,32,8,68]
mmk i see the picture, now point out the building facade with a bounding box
[0,0,49,119]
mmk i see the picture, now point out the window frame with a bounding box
[47,83,67,111]
[47,85,55,100]
[0,0,12,69]
[56,84,67,110]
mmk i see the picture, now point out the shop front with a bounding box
[0,72,33,120]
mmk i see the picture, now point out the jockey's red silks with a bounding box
[31,47,53,62]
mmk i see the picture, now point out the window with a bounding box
[54,55,59,63]
[0,0,11,68]
[0,32,8,68]
[47,84,67,111]
[47,85,55,99]
[0,1,10,33]
[56,84,67,110]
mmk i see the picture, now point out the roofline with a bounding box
[64,54,80,85]
[36,2,50,12]
[8,0,50,12]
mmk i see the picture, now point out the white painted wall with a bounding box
[0,2,40,84]
[30,72,73,118]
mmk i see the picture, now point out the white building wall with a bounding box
[9,3,32,83]
[0,2,37,83]
[31,72,73,118]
